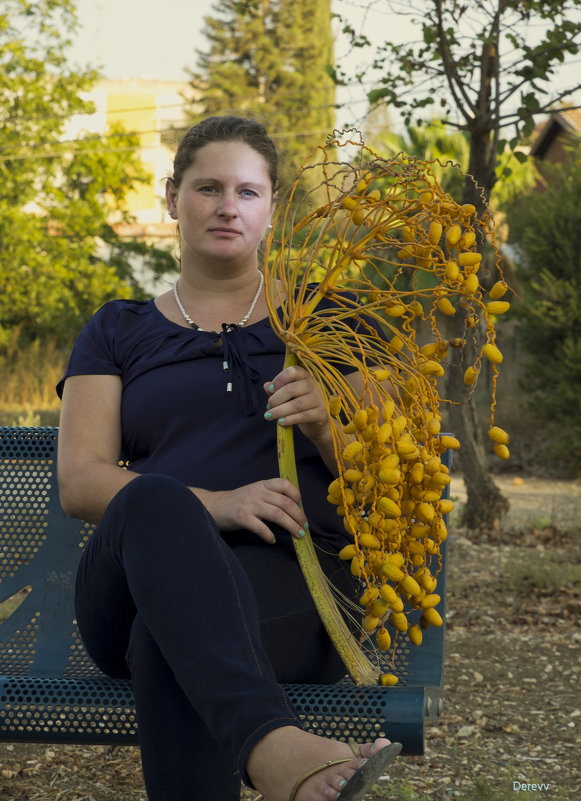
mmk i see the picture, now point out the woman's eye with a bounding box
[241,188,258,198]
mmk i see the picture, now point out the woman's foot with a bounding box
[246,726,395,801]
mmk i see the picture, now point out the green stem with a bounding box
[277,350,380,685]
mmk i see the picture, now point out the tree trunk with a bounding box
[445,335,510,530]
[444,125,510,531]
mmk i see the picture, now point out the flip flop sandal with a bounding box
[288,739,402,801]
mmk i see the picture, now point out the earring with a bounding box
[267,224,273,229]
[169,210,178,220]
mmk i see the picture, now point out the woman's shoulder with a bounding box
[93,297,154,319]
[85,297,155,332]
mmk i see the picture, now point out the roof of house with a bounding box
[530,108,581,159]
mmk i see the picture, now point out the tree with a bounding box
[332,0,581,527]
[366,116,470,198]
[503,152,581,475]
[185,0,336,192]
[0,0,173,351]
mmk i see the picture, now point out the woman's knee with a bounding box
[109,474,203,525]
[106,474,219,553]
[120,473,191,505]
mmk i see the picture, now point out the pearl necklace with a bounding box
[172,271,264,331]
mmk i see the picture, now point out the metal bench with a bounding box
[0,425,448,754]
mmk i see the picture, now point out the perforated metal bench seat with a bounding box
[0,426,447,753]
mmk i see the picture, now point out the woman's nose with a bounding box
[216,191,238,218]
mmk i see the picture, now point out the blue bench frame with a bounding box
[0,426,448,754]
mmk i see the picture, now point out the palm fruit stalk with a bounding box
[265,132,510,684]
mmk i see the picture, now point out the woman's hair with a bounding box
[171,115,279,192]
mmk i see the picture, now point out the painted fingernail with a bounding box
[268,383,275,392]
[266,401,270,410]
[278,418,285,425]
[297,528,305,538]
[371,743,376,752]
[271,536,277,545]
[264,411,272,420]
[339,779,347,787]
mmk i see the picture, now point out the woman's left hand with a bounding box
[263,365,329,445]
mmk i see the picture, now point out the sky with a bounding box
[68,0,580,131]
[68,0,410,129]
[69,0,391,82]
[70,0,216,82]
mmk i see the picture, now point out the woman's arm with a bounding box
[58,374,138,523]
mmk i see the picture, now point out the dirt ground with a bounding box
[1,474,580,801]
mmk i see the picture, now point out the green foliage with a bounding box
[0,0,174,352]
[185,0,336,192]
[504,155,581,473]
[365,117,470,199]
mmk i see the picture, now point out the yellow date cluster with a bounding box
[328,395,457,675]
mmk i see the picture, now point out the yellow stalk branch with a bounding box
[277,350,380,685]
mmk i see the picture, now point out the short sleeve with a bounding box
[56,302,123,398]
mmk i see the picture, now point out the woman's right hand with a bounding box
[196,479,307,544]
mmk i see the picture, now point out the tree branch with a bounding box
[498,100,581,130]
[433,0,476,121]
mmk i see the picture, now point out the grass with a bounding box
[501,547,581,594]
[0,338,65,426]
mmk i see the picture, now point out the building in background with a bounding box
[67,77,192,238]
[65,78,195,289]
[530,108,581,166]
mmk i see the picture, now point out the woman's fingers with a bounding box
[210,479,307,544]
[263,367,326,428]
[258,480,307,540]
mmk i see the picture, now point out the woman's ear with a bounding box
[267,195,277,230]
[166,178,178,219]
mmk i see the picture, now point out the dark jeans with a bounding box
[74,474,354,801]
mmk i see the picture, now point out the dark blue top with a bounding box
[57,297,364,552]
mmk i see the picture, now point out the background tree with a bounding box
[365,114,538,206]
[365,116,470,198]
[185,0,336,192]
[332,0,581,527]
[0,0,173,352]
[503,152,581,476]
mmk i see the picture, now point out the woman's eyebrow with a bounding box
[191,177,268,189]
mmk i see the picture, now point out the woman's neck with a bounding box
[177,260,261,299]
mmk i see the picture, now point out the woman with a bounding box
[57,115,400,801]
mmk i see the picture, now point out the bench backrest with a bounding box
[0,426,448,750]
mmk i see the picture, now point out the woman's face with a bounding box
[166,140,274,269]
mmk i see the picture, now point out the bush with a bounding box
[504,152,581,475]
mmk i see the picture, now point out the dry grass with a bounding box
[0,339,65,426]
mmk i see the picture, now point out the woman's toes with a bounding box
[358,737,392,759]
[327,767,356,793]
